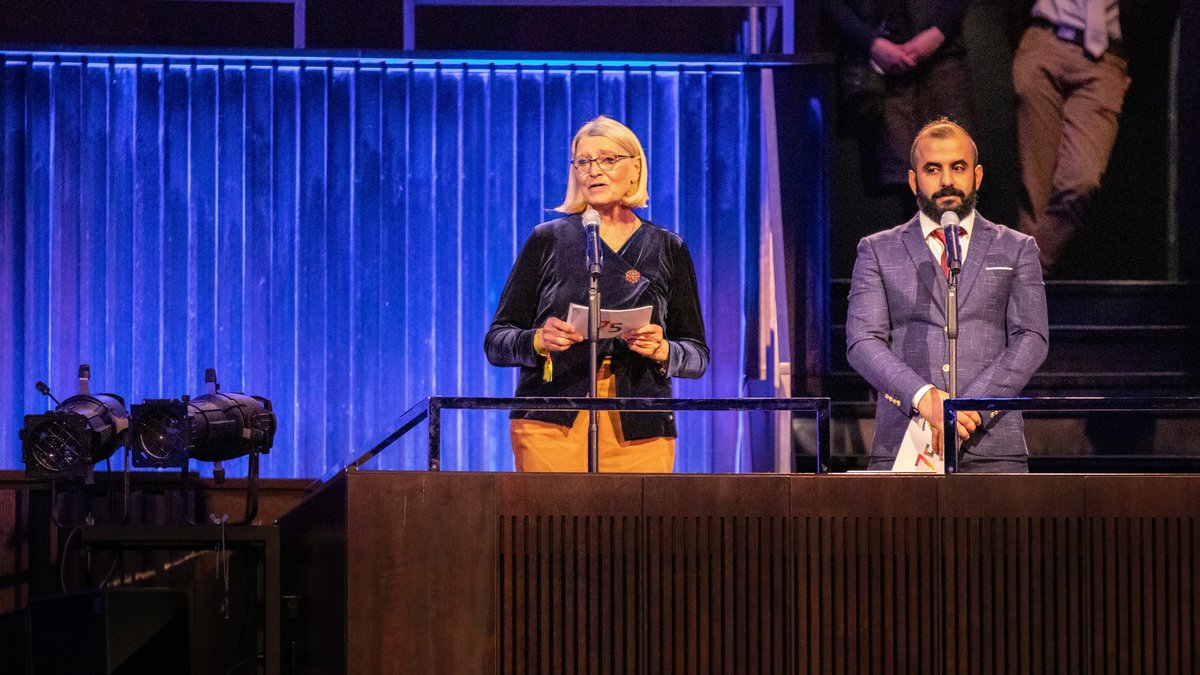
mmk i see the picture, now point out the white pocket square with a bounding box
[985,266,1013,271]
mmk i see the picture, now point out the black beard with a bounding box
[915,185,977,221]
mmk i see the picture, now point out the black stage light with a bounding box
[129,368,276,523]
[186,387,276,464]
[130,368,276,477]
[129,399,190,469]
[20,365,128,480]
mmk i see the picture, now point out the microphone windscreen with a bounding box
[940,210,960,228]
[582,208,600,228]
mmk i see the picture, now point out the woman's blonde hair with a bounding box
[556,115,648,213]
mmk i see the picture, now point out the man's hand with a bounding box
[901,27,946,64]
[917,387,981,441]
[869,38,917,75]
[931,425,944,459]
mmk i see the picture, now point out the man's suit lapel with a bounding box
[901,216,945,316]
[958,216,996,306]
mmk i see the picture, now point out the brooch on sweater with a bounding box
[625,269,640,284]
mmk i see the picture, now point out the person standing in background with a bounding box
[1012,0,1130,276]
[823,0,977,210]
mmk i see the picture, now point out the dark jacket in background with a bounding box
[823,0,973,55]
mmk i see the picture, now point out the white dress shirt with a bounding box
[918,209,975,265]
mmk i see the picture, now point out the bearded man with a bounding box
[845,118,1049,472]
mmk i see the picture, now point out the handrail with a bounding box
[321,395,830,481]
[942,396,1200,473]
[403,0,796,53]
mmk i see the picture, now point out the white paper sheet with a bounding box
[891,417,945,473]
[565,303,652,339]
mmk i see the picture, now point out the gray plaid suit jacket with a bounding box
[846,212,1049,468]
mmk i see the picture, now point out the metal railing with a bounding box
[402,0,796,53]
[943,396,1200,473]
[321,396,829,481]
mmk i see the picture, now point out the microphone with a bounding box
[583,208,602,277]
[35,381,61,406]
[940,211,962,275]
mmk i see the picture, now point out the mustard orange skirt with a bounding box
[510,361,675,473]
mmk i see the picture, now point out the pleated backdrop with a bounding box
[0,49,768,477]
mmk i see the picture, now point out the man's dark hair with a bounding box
[909,117,979,169]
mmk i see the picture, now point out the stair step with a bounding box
[820,411,1200,465]
[822,372,1200,403]
[829,279,1200,326]
[794,456,1200,473]
[1037,281,1200,326]
[824,280,1200,399]
[1028,456,1200,473]
[830,326,1199,373]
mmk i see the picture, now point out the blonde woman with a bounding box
[485,115,708,472]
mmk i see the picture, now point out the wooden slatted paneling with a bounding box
[274,473,1200,673]
[792,476,940,674]
[496,474,643,675]
[643,475,791,675]
[940,476,1088,673]
[1087,476,1200,675]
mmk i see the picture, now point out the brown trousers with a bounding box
[1013,24,1131,273]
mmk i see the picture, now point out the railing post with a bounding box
[428,397,441,471]
[815,400,830,474]
[943,399,958,474]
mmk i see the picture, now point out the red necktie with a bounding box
[930,227,964,278]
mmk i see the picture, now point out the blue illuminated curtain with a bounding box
[0,50,762,477]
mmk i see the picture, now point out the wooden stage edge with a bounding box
[278,471,1200,674]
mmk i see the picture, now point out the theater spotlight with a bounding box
[20,365,128,480]
[130,368,276,477]
[128,399,190,469]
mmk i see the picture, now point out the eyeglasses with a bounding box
[571,155,634,174]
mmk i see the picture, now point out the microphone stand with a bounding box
[944,246,960,473]
[587,266,601,473]
[582,209,603,472]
